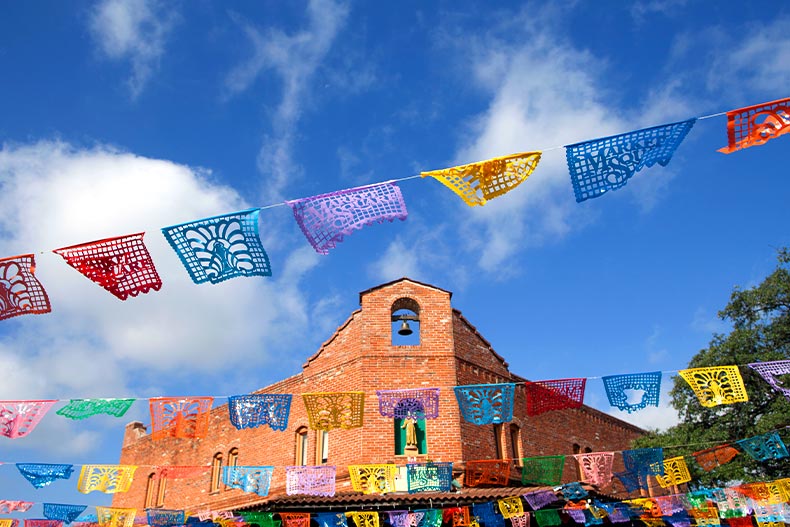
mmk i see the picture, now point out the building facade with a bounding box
[113,278,644,512]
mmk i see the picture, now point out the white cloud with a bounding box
[89,0,177,98]
[0,141,322,453]
[90,0,175,98]
[224,0,350,203]
[704,16,790,99]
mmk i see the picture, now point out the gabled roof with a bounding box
[359,277,453,304]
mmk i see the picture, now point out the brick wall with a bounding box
[112,278,644,511]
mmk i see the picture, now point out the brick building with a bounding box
[113,278,644,512]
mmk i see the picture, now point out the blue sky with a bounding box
[0,0,789,511]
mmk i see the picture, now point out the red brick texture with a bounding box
[112,278,643,511]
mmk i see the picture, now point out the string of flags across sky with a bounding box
[0,97,787,319]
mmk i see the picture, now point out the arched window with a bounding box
[156,477,166,507]
[295,427,309,465]
[391,298,420,345]
[144,473,156,507]
[227,447,239,468]
[493,423,505,459]
[224,448,239,490]
[316,431,329,464]
[210,452,223,493]
[509,424,522,466]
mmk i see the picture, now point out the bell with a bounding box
[397,320,413,336]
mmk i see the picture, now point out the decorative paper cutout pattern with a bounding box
[313,513,346,527]
[239,512,280,527]
[418,510,442,527]
[655,456,692,488]
[96,507,135,527]
[566,119,696,202]
[349,464,397,494]
[302,392,365,431]
[525,378,586,416]
[602,372,661,413]
[421,152,542,207]
[624,448,664,477]
[222,466,274,496]
[287,182,408,255]
[386,511,409,527]
[146,510,184,527]
[77,465,137,494]
[614,470,642,492]
[565,508,585,524]
[454,383,515,424]
[523,490,558,510]
[149,396,213,440]
[573,451,614,486]
[737,431,789,461]
[162,208,271,284]
[406,462,452,493]
[726,519,754,527]
[443,508,471,527]
[279,514,310,527]
[228,394,292,431]
[510,514,529,527]
[0,501,33,513]
[0,521,18,527]
[472,503,502,527]
[24,521,60,527]
[534,510,561,527]
[0,254,51,321]
[345,513,378,527]
[718,98,790,153]
[562,482,588,500]
[748,361,790,400]
[0,400,57,438]
[43,504,87,524]
[16,463,74,488]
[521,455,565,486]
[376,388,440,419]
[53,233,161,300]
[679,366,748,407]
[464,459,511,487]
[736,482,772,502]
[693,444,739,472]
[285,465,336,496]
[497,497,523,520]
[55,399,135,420]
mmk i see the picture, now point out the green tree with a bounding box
[634,248,790,486]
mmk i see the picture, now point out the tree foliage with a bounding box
[634,248,790,485]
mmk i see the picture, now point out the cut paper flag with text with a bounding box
[718,97,790,154]
[53,233,162,300]
[421,152,542,207]
[0,255,51,321]
[565,119,696,202]
[162,209,271,284]
[286,182,408,255]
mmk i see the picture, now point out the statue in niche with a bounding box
[402,417,419,455]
